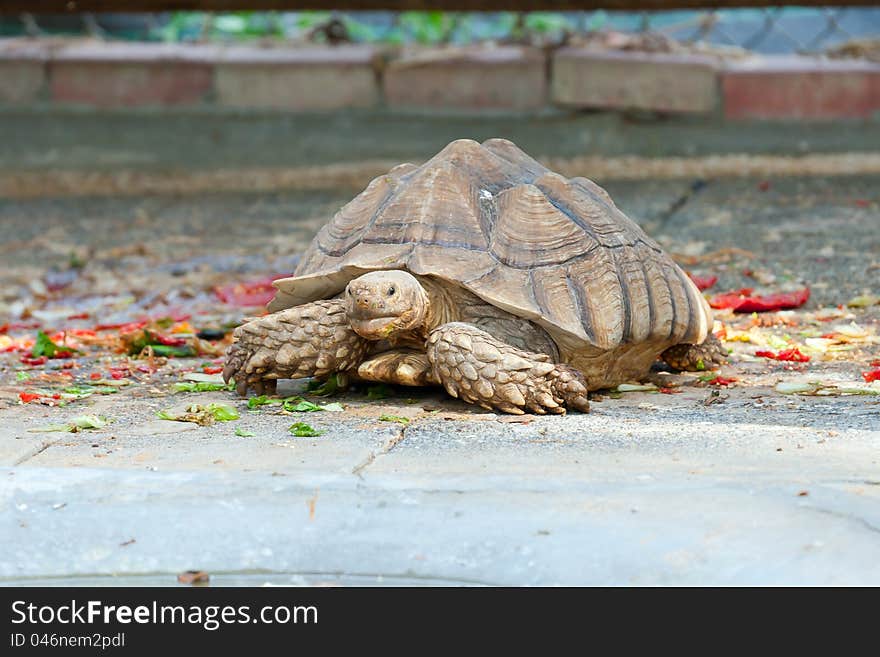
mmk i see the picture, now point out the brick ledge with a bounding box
[0,38,878,120]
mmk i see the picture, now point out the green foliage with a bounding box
[398,12,457,44]
[153,11,601,45]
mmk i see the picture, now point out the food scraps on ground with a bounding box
[27,415,110,433]
[710,287,810,313]
[157,403,239,425]
[289,422,325,437]
[687,273,717,291]
[776,381,880,396]
[379,414,410,424]
[214,277,281,308]
[755,348,810,362]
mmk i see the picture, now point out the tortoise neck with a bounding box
[417,276,460,333]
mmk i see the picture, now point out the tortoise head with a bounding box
[344,270,429,340]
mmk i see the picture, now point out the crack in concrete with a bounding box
[0,568,498,587]
[655,178,708,230]
[805,505,880,537]
[351,424,409,478]
[12,437,61,467]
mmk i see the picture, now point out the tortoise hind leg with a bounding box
[660,333,728,372]
[223,299,370,397]
[426,322,589,415]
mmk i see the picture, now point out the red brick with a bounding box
[214,45,379,111]
[0,39,47,104]
[384,46,546,111]
[722,56,880,120]
[49,42,214,108]
[552,49,718,114]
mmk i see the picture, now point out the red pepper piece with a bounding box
[94,320,149,332]
[687,273,717,291]
[150,333,187,347]
[203,366,224,375]
[863,369,880,383]
[20,355,48,366]
[755,348,810,362]
[708,288,754,310]
[710,287,809,313]
[214,277,281,308]
[706,376,737,386]
[19,392,41,403]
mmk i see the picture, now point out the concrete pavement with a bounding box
[1,163,878,586]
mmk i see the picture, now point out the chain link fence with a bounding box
[1,7,878,57]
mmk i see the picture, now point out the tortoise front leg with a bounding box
[426,322,590,415]
[223,299,370,397]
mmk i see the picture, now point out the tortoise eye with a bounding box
[347,287,353,296]
[387,286,395,296]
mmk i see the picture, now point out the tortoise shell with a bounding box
[271,138,710,355]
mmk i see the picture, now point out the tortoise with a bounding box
[223,138,725,414]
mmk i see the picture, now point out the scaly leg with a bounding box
[357,349,438,387]
[426,322,590,415]
[661,333,728,372]
[223,299,370,397]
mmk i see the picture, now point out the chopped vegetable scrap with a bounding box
[614,383,658,392]
[379,414,410,424]
[702,375,738,386]
[157,403,239,425]
[847,294,879,308]
[710,287,810,313]
[31,331,79,359]
[246,395,343,413]
[687,273,717,291]
[305,374,344,396]
[366,384,393,400]
[776,381,879,396]
[755,348,810,362]
[28,415,110,433]
[863,369,880,383]
[214,276,282,308]
[289,422,325,437]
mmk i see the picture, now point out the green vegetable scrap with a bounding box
[28,415,110,433]
[289,422,325,437]
[366,384,392,400]
[305,374,344,396]
[379,414,410,424]
[173,381,234,393]
[157,403,240,425]
[283,398,322,412]
[614,383,658,393]
[32,331,78,358]
[234,428,256,437]
[280,397,344,413]
[247,395,280,409]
